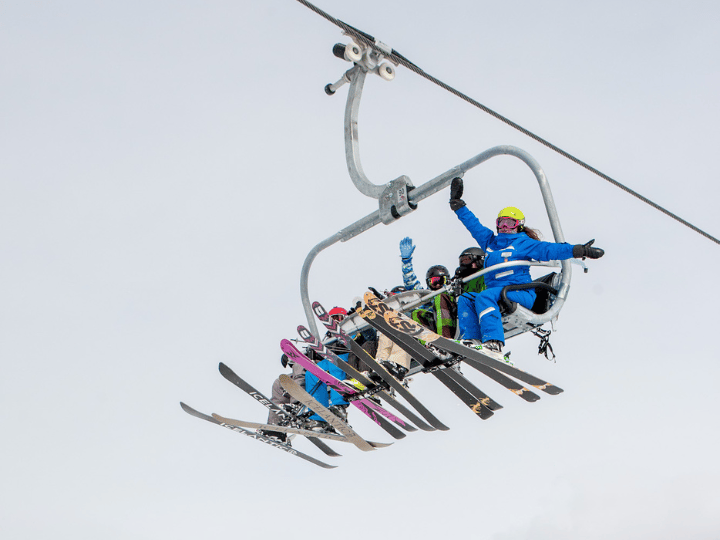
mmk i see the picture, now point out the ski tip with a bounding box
[368,441,394,448]
[520,391,542,403]
[534,383,564,395]
[179,401,193,413]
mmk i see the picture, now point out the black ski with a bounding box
[297,325,436,432]
[180,402,336,469]
[357,300,497,420]
[217,362,340,457]
[311,302,450,431]
[210,414,392,447]
[461,357,540,402]
[367,296,564,396]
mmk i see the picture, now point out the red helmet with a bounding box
[329,306,348,320]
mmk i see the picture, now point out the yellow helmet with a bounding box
[496,207,525,232]
[497,207,525,220]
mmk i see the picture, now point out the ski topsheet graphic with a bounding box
[180,402,336,469]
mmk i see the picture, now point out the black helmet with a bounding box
[426,265,449,288]
[459,247,485,268]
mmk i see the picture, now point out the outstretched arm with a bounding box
[519,237,604,262]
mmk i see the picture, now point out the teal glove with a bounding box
[399,237,416,260]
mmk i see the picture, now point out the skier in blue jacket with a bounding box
[304,307,350,428]
[449,177,604,354]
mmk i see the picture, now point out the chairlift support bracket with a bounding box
[301,40,572,337]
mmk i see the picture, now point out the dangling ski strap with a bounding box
[531,327,555,361]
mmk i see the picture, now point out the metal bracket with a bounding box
[378,176,417,224]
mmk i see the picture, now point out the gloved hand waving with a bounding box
[399,237,416,260]
[449,177,466,211]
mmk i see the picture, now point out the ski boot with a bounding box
[380,360,407,381]
[367,370,384,384]
[395,365,408,381]
[303,419,329,433]
[465,339,513,364]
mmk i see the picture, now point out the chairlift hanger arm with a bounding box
[301,41,572,337]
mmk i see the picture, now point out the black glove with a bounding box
[281,354,289,368]
[449,177,466,211]
[451,278,463,298]
[572,239,605,260]
[368,286,384,299]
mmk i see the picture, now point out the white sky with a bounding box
[2,1,720,538]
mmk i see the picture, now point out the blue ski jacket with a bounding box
[455,206,574,289]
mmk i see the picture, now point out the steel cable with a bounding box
[294,0,719,246]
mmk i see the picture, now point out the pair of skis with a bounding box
[308,302,450,431]
[280,339,415,440]
[297,324,443,432]
[180,363,391,469]
[357,291,563,419]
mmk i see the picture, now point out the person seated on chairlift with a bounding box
[448,177,604,355]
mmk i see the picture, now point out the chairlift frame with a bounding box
[301,40,573,338]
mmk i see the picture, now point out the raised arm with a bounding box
[399,236,422,290]
[449,178,494,250]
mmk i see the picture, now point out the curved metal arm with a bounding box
[344,68,386,198]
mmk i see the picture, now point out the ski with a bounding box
[281,339,411,439]
[297,324,437,432]
[217,362,340,457]
[279,374,377,452]
[366,295,564,395]
[460,357,540,402]
[180,402,336,469]
[357,302,497,420]
[210,414,392,448]
[312,302,450,430]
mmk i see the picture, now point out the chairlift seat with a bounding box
[499,272,560,339]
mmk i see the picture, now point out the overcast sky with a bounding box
[2,1,720,538]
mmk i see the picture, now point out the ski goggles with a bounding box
[330,313,346,322]
[428,276,447,287]
[496,217,521,230]
[459,254,476,265]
